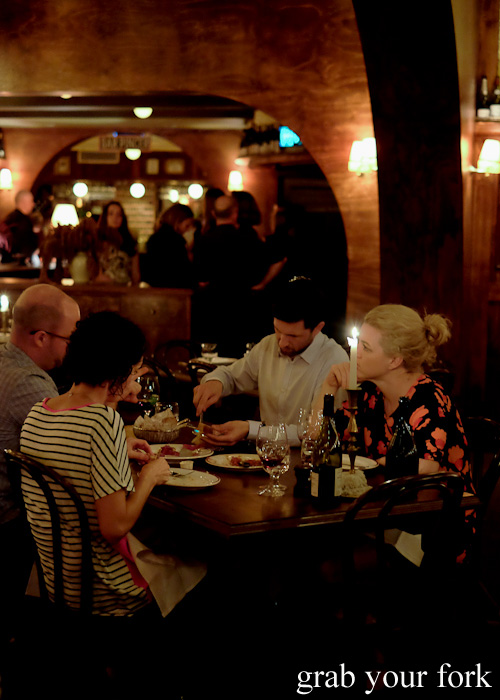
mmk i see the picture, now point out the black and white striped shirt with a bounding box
[20,400,149,616]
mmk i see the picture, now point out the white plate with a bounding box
[342,454,378,470]
[154,443,214,461]
[206,453,263,471]
[164,468,220,489]
[193,356,238,366]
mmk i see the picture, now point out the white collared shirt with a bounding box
[201,332,348,444]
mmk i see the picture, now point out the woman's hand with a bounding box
[139,456,171,487]
[126,437,152,463]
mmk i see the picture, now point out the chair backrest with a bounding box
[343,471,465,576]
[463,415,500,501]
[5,449,94,615]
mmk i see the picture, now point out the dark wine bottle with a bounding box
[310,394,343,504]
[385,396,419,480]
[477,75,491,118]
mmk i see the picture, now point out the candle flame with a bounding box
[0,295,8,313]
[352,327,358,338]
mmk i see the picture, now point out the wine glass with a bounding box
[299,409,323,466]
[256,424,290,497]
[201,342,218,361]
[136,374,160,416]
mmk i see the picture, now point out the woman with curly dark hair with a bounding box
[20,311,171,617]
[95,201,140,285]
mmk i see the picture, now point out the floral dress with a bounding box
[337,374,474,494]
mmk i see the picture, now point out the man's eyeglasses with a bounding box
[30,329,71,344]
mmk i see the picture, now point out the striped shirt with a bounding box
[20,400,149,616]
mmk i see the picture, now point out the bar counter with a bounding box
[0,277,192,353]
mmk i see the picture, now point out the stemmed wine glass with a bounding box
[256,423,290,497]
[298,408,323,467]
[136,374,160,416]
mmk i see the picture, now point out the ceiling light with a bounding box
[168,189,179,202]
[133,107,153,119]
[60,94,73,100]
[130,182,146,199]
[125,148,141,161]
[188,183,204,200]
[72,182,88,197]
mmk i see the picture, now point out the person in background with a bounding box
[142,203,195,288]
[193,277,348,445]
[95,201,140,285]
[200,186,224,236]
[2,190,37,264]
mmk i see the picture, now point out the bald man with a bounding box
[0,284,80,647]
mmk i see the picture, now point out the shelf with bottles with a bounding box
[476,74,500,120]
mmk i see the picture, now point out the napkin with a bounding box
[126,532,207,617]
[340,469,371,498]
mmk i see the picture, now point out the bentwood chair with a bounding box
[340,472,465,665]
[463,415,500,503]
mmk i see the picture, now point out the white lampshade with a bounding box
[125,148,141,161]
[228,170,243,191]
[133,107,153,119]
[51,203,79,227]
[477,139,500,174]
[130,182,146,199]
[0,168,13,190]
[348,138,378,175]
[168,189,179,202]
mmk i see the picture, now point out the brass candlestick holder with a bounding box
[345,387,361,473]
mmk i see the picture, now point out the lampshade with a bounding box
[477,139,500,174]
[0,168,13,190]
[228,170,243,191]
[133,107,153,119]
[125,148,141,161]
[51,203,79,227]
[348,138,378,175]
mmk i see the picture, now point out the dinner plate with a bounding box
[205,453,263,471]
[341,454,378,470]
[163,468,220,489]
[154,443,214,461]
[193,356,238,366]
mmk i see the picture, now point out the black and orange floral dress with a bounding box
[337,374,474,494]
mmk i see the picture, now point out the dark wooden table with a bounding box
[146,440,480,539]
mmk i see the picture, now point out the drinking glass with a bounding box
[256,424,290,497]
[201,342,218,360]
[136,374,160,416]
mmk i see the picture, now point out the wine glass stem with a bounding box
[270,472,281,490]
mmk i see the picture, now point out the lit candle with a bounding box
[347,327,358,389]
[0,295,8,313]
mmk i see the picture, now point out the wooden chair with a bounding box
[463,415,500,502]
[340,472,465,665]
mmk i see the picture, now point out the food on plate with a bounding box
[159,444,202,458]
[228,456,262,467]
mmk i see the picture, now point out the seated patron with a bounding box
[316,304,473,492]
[20,312,171,616]
[193,277,348,445]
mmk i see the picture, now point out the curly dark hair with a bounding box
[97,201,137,258]
[63,311,146,394]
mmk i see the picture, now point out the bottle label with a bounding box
[310,471,319,498]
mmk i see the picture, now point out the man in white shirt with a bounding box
[193,277,348,446]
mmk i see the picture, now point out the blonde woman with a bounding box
[318,304,473,492]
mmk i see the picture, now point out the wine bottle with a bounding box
[385,396,419,480]
[491,76,500,117]
[477,75,491,118]
[310,394,343,504]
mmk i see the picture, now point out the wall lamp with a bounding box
[348,137,378,176]
[0,168,13,190]
[471,139,500,175]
